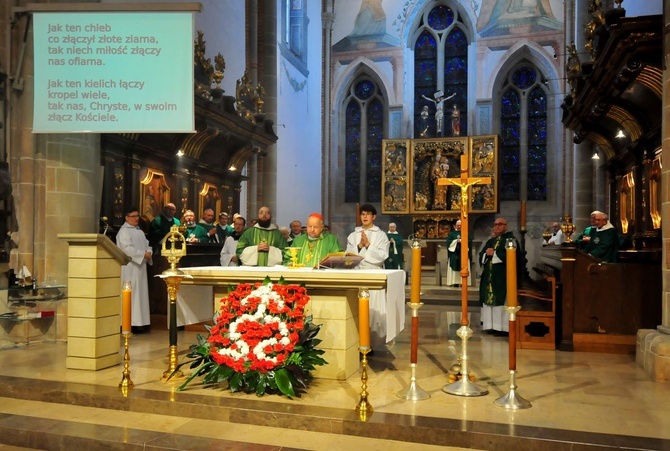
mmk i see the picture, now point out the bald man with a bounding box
[284,213,341,267]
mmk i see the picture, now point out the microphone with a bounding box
[100,216,109,235]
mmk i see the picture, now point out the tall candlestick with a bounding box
[410,241,421,304]
[122,281,132,334]
[505,240,518,307]
[520,201,527,229]
[358,289,371,348]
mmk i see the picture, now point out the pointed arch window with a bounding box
[413,3,468,137]
[344,77,385,203]
[280,0,309,76]
[499,64,548,201]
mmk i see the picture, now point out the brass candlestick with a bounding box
[355,347,373,416]
[119,332,134,392]
[159,225,188,382]
[494,306,531,410]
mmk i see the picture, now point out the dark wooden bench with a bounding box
[516,264,558,350]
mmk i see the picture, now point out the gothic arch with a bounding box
[488,41,560,100]
[405,0,477,47]
[332,57,395,108]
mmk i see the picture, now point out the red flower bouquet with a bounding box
[173,277,326,397]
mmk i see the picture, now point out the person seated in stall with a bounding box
[283,213,341,267]
[545,222,565,246]
[575,210,601,249]
[583,212,619,263]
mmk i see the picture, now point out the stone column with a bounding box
[635,0,670,382]
[260,0,278,211]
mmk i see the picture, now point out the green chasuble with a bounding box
[284,232,342,267]
[236,225,287,266]
[445,230,462,272]
[575,226,595,249]
[478,231,519,307]
[583,225,619,263]
[384,232,404,269]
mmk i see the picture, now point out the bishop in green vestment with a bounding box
[236,206,287,266]
[284,213,341,267]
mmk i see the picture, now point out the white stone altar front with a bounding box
[175,266,406,380]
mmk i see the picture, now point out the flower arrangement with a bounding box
[172,277,326,398]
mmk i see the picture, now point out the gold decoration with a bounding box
[561,215,576,243]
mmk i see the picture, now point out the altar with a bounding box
[175,266,406,380]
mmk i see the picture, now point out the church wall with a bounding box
[275,1,323,228]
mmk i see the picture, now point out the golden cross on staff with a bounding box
[438,154,490,307]
[438,153,491,396]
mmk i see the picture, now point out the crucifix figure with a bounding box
[438,154,491,396]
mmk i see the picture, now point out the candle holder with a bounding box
[397,302,430,401]
[159,225,189,382]
[494,306,531,409]
[355,347,373,414]
[118,332,134,391]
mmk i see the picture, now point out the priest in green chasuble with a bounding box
[478,218,519,335]
[284,213,341,267]
[236,206,287,266]
[384,222,404,270]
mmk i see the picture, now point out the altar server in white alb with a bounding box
[220,215,246,266]
[347,204,389,347]
[116,207,153,333]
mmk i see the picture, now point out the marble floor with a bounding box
[0,286,669,450]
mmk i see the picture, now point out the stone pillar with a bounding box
[261,0,278,211]
[8,12,101,341]
[635,0,670,382]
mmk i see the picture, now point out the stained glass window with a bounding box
[413,4,468,138]
[344,78,385,203]
[499,65,548,200]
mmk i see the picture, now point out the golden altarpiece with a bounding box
[381,135,499,239]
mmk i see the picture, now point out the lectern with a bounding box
[58,234,130,370]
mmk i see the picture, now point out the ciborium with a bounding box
[561,215,576,243]
[542,228,552,245]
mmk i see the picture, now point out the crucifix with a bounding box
[437,154,490,397]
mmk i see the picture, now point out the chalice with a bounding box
[287,247,303,268]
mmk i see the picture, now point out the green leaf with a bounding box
[275,368,296,398]
[262,275,272,286]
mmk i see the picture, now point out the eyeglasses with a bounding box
[127,214,139,218]
[493,222,506,226]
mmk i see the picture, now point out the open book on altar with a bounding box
[318,252,364,269]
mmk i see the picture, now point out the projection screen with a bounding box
[33,11,195,133]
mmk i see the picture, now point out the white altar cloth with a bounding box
[175,266,406,343]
